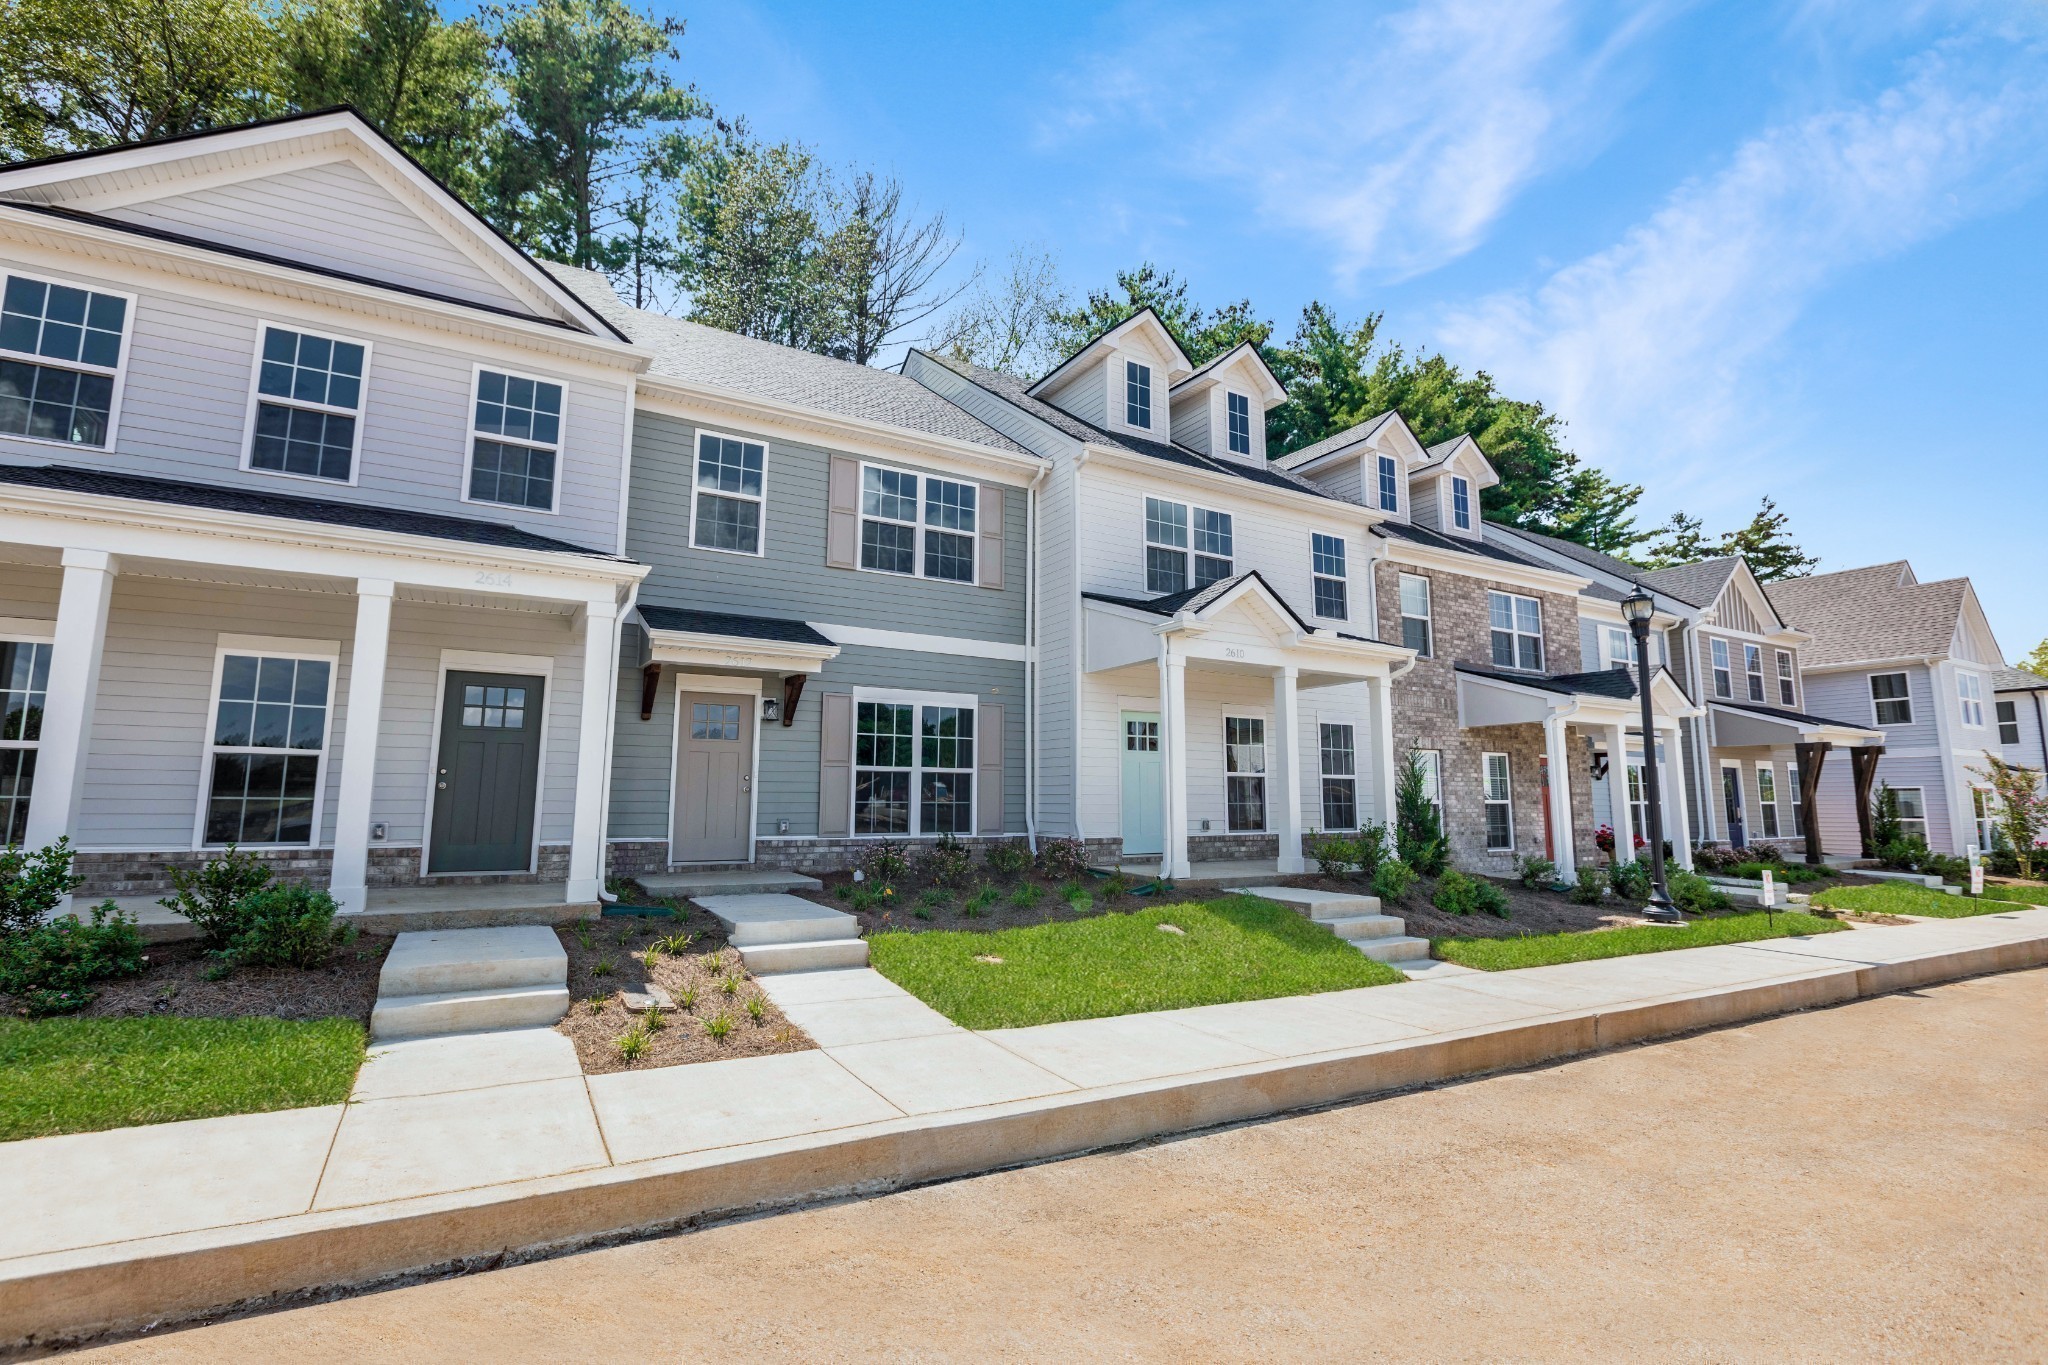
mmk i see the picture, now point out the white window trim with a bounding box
[1870,671,1914,727]
[1124,358,1153,430]
[236,319,373,488]
[1775,649,1797,707]
[1310,532,1347,621]
[418,648,555,879]
[1787,760,1805,838]
[1451,475,1473,531]
[1318,721,1359,831]
[1225,390,1252,456]
[856,460,979,583]
[1996,699,2021,747]
[1605,626,1632,672]
[0,623,55,840]
[1892,785,1928,842]
[1754,761,1781,839]
[1710,637,1733,698]
[190,635,343,852]
[1416,748,1444,819]
[1482,750,1514,851]
[1398,573,1432,658]
[1144,496,1232,593]
[688,427,769,559]
[1376,455,1400,513]
[1488,590,1545,672]
[1224,713,1268,833]
[667,679,765,867]
[0,267,137,454]
[1743,643,1766,702]
[846,686,979,838]
[460,362,564,516]
[1957,670,1986,728]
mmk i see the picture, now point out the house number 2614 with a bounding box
[473,571,513,589]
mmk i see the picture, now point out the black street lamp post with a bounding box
[1622,584,1684,924]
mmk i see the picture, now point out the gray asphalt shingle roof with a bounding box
[1992,666,2048,693]
[1637,557,1741,612]
[546,267,1033,457]
[1374,519,1560,573]
[637,605,833,647]
[1765,561,1969,668]
[1272,411,1400,468]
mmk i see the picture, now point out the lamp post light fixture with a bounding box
[1621,584,1684,924]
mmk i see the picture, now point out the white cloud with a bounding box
[1437,34,2048,499]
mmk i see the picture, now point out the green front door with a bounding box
[429,671,543,873]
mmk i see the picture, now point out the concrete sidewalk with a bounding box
[6,908,2047,1348]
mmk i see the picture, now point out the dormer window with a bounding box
[1226,392,1251,455]
[1451,476,1472,530]
[1125,360,1152,429]
[1377,456,1399,512]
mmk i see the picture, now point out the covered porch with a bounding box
[1708,700,1885,863]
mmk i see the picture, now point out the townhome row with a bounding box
[0,111,2027,916]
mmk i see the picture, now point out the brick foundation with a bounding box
[75,843,574,898]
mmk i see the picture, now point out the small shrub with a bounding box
[676,985,699,1009]
[918,834,974,888]
[1691,843,1732,873]
[1471,878,1511,918]
[1313,838,1356,878]
[642,1002,666,1032]
[1568,866,1605,905]
[1352,824,1391,880]
[1372,859,1416,903]
[0,901,145,1015]
[1516,856,1555,890]
[918,887,953,911]
[655,931,694,955]
[1746,843,1785,866]
[570,919,597,950]
[615,1026,649,1061]
[1009,881,1042,908]
[1101,872,1130,901]
[614,924,637,947]
[701,948,724,973]
[157,846,272,950]
[0,838,85,942]
[848,885,884,914]
[592,957,615,977]
[745,994,766,1021]
[913,907,933,920]
[1035,837,1090,881]
[1669,871,1731,914]
[221,885,353,969]
[584,993,609,1014]
[982,839,1031,878]
[1921,853,1971,885]
[1606,860,1651,902]
[966,883,1000,915]
[1433,870,1497,917]
[720,972,742,995]
[704,1011,734,1040]
[859,839,911,885]
[1876,837,1926,871]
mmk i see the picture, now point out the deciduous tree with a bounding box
[934,245,1068,377]
[1970,753,2046,878]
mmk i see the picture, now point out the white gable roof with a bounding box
[1027,307,1193,396]
[1169,341,1287,406]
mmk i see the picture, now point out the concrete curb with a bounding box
[6,932,2044,1349]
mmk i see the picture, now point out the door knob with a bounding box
[437,781,447,790]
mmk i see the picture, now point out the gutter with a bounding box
[1025,460,1049,852]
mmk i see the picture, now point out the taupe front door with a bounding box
[673,691,754,862]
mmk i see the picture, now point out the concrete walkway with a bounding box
[6,908,2046,1347]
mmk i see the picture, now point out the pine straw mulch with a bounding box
[7,935,394,1025]
[553,910,813,1075]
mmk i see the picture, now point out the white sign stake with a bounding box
[1759,868,1775,908]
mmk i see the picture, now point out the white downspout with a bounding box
[595,581,639,904]
[1025,462,1048,852]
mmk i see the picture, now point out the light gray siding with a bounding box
[1050,363,1107,428]
[1170,394,1209,454]
[624,411,1029,643]
[1805,666,1939,749]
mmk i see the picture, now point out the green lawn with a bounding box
[866,895,1406,1029]
[0,1016,366,1142]
[1434,911,1847,972]
[1809,881,2042,919]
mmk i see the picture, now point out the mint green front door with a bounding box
[1120,711,1163,857]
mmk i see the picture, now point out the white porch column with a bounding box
[1607,722,1636,863]
[1162,651,1191,880]
[567,596,621,902]
[1271,666,1304,874]
[1367,673,1399,830]
[1543,713,1576,881]
[1660,722,1694,870]
[328,579,394,914]
[23,549,116,858]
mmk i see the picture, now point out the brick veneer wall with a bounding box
[1376,560,1590,876]
[74,843,573,898]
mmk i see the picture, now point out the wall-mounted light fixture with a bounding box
[761,696,781,724]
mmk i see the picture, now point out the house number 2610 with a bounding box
[1225,647,1247,659]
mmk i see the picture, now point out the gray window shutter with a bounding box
[977,484,1004,590]
[819,691,853,837]
[827,455,859,569]
[977,702,1005,835]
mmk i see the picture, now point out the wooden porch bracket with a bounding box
[1794,741,1831,865]
[781,673,806,727]
[1850,744,1885,857]
[639,663,662,721]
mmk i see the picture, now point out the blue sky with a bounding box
[670,0,2048,655]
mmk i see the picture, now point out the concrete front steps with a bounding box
[369,926,569,1042]
[637,868,824,898]
[692,893,867,974]
[1229,885,1432,964]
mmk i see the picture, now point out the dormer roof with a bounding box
[1168,341,1287,405]
[1272,410,1413,472]
[1411,433,1500,491]
[1027,307,1193,397]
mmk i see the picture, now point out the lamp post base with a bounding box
[1641,894,1686,926]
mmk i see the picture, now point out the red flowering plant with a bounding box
[1594,825,1615,857]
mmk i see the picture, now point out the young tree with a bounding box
[934,245,1068,377]
[1045,264,1270,366]
[0,0,281,160]
[1969,753,2046,879]
[674,132,843,351]
[2021,640,2048,678]
[1636,511,1715,570]
[1717,497,1818,581]
[1394,750,1447,876]
[831,171,968,366]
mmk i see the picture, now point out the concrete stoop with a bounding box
[692,893,868,974]
[1230,884,1434,966]
[370,927,569,1042]
[638,869,824,898]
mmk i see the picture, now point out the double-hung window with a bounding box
[1756,763,1781,838]
[1192,508,1233,587]
[1451,476,1472,530]
[1892,787,1927,843]
[1225,717,1266,831]
[202,646,334,846]
[1958,671,1985,727]
[1144,498,1188,593]
[1319,723,1357,830]
[1605,626,1631,672]
[859,467,977,582]
[1973,789,1997,854]
[1482,752,1513,851]
[852,694,975,835]
[1776,650,1796,706]
[692,432,766,554]
[1710,638,1733,698]
[1743,644,1765,701]
[1399,574,1432,656]
[246,325,366,483]
[1488,591,1543,671]
[468,369,562,511]
[1626,761,1647,846]
[1871,672,1912,726]
[1787,760,1805,837]
[0,635,52,845]
[1377,456,1400,512]
[0,272,130,449]
[1125,360,1152,428]
[1310,534,1347,619]
[1997,700,2020,746]
[1226,392,1251,455]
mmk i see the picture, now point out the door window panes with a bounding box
[461,685,528,730]
[1225,716,1266,831]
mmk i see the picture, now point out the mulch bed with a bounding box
[1292,871,1649,940]
[554,909,813,1075]
[797,869,1168,937]
[4,936,393,1025]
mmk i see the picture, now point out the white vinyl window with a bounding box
[1787,760,1804,838]
[1125,360,1152,428]
[0,271,132,450]
[1319,723,1357,830]
[1399,574,1432,657]
[1871,672,1912,726]
[1892,786,1927,843]
[1973,788,1996,854]
[1756,763,1781,838]
[1488,592,1544,671]
[1311,533,1347,620]
[1482,751,1513,851]
[852,692,975,836]
[860,465,976,582]
[0,634,52,846]
[1605,626,1631,672]
[242,324,368,484]
[1451,476,1472,530]
[691,431,766,555]
[1958,671,1985,727]
[1225,716,1266,832]
[1997,700,2020,747]
[1144,496,1188,593]
[1377,455,1400,512]
[1776,650,1796,707]
[1416,749,1443,819]
[467,368,562,512]
[1711,637,1733,698]
[1626,760,1647,847]
[1192,508,1233,587]
[200,646,335,847]
[1744,644,1765,702]
[1226,391,1251,455]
